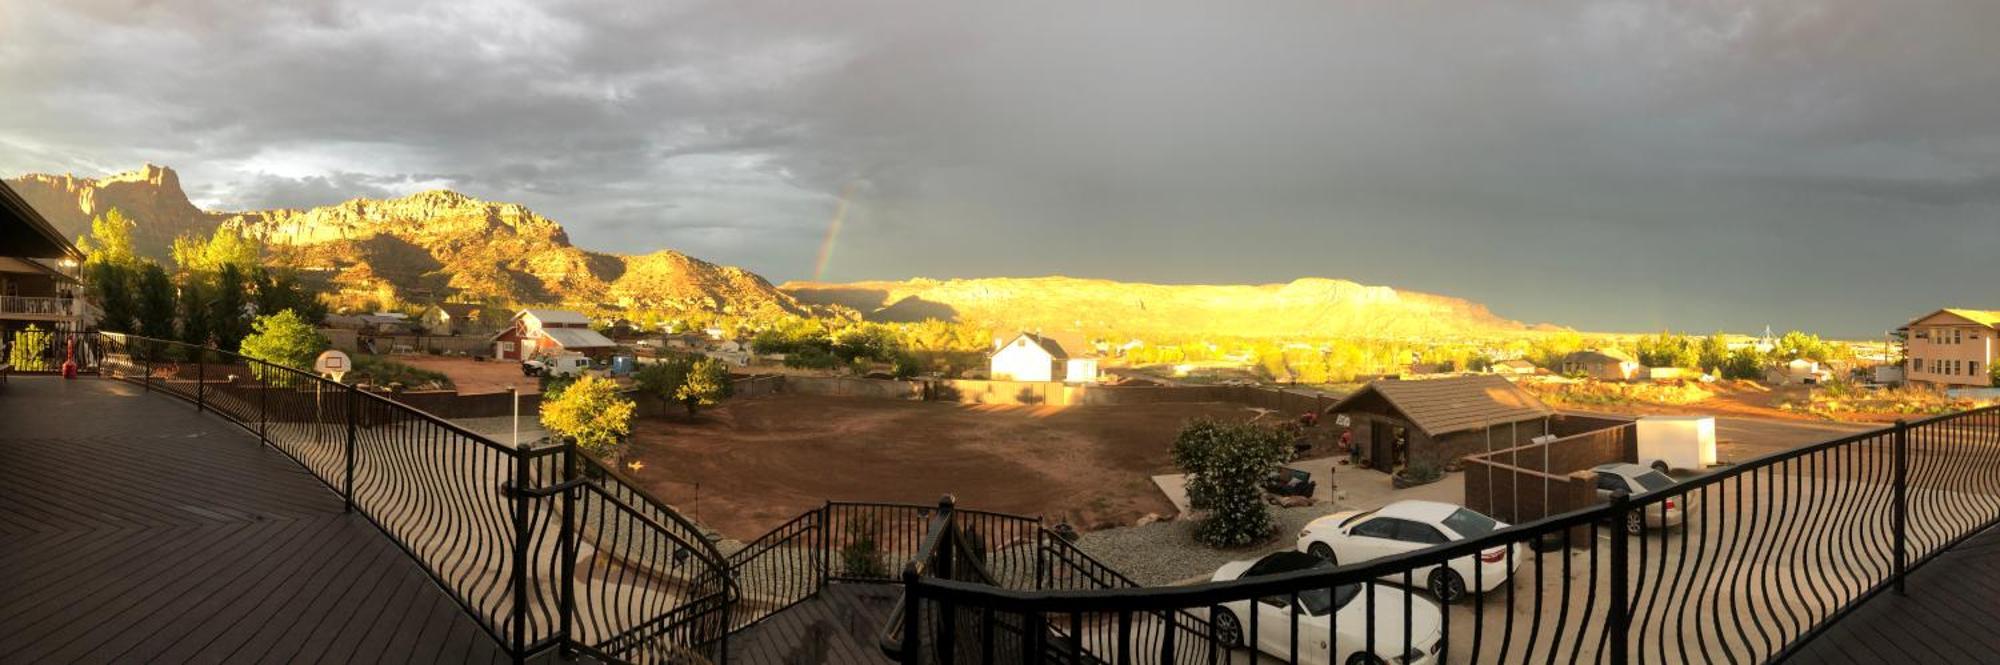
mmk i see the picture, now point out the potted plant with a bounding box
[1393,458,1443,489]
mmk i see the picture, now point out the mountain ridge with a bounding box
[781,275,1541,339]
[5,165,807,317]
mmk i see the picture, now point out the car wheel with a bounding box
[1428,568,1468,603]
[1650,460,1670,474]
[1345,653,1387,665]
[1308,542,1336,563]
[1625,512,1645,535]
[1210,608,1244,647]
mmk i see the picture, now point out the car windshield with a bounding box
[1633,471,1677,491]
[1298,582,1365,616]
[1441,508,1500,538]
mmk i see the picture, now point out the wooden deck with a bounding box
[0,377,512,664]
[1786,524,2000,663]
[730,583,899,665]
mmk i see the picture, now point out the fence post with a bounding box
[558,440,577,656]
[511,443,532,663]
[344,384,358,513]
[258,361,269,445]
[900,564,923,665]
[1894,419,1909,595]
[1609,489,1631,665]
[143,352,152,392]
[934,495,956,663]
[196,352,206,412]
[818,503,832,587]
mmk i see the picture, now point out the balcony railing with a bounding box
[0,295,74,317]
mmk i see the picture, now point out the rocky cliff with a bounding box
[6,165,806,316]
[782,275,1529,339]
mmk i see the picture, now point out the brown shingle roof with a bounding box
[1327,375,1553,437]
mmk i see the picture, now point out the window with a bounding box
[1395,521,1450,545]
[1350,518,1399,539]
[1973,361,1982,377]
[1441,509,1500,538]
[1596,473,1627,491]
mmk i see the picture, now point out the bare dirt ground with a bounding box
[624,394,1264,540]
[393,355,538,395]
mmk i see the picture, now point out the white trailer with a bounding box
[1635,416,1717,472]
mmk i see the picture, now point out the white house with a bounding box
[989,332,1099,383]
[491,308,617,361]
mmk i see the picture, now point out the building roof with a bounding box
[992,332,1072,359]
[541,327,617,349]
[1564,348,1636,365]
[1909,308,2000,328]
[520,308,591,326]
[0,180,78,259]
[1327,375,1554,437]
[432,302,483,320]
[1492,359,1536,368]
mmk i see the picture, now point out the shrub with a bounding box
[539,375,636,461]
[351,355,454,390]
[636,354,734,417]
[782,346,841,370]
[840,522,889,578]
[238,310,329,385]
[1170,418,1295,547]
[891,353,922,379]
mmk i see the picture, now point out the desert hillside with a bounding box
[6,165,806,316]
[782,276,1531,339]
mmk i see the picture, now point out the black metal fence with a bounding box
[896,406,2000,665]
[90,333,734,664]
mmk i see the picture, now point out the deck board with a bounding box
[730,583,900,665]
[0,377,511,665]
[1785,525,2000,664]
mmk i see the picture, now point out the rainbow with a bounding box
[812,181,859,281]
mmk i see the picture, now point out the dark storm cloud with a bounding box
[4,0,1999,335]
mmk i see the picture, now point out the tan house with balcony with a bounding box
[1904,308,2000,388]
[1,179,85,344]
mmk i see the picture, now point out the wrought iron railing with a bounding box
[89,332,734,664]
[895,406,2000,665]
[0,295,74,316]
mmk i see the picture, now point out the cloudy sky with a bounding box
[4,0,1998,336]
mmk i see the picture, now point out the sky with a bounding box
[3,1,1999,337]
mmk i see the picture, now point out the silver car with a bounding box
[1592,463,1691,533]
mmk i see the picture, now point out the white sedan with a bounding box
[1208,551,1443,665]
[1296,500,1520,603]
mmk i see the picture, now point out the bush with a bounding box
[237,310,329,384]
[891,353,922,379]
[783,346,842,370]
[1171,418,1295,547]
[539,375,636,461]
[352,355,454,390]
[636,354,734,417]
[840,522,888,578]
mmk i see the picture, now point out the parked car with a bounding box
[1296,500,1519,602]
[521,352,592,378]
[1208,551,1443,665]
[1264,466,1317,498]
[1592,463,1691,533]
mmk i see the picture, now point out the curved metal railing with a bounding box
[92,332,734,664]
[895,406,2000,665]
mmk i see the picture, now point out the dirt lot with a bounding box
[625,394,1267,540]
[392,355,538,395]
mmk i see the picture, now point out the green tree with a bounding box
[85,261,137,334]
[540,375,636,460]
[238,310,330,384]
[251,267,327,324]
[210,263,250,351]
[8,325,55,371]
[1697,333,1731,374]
[1720,347,1764,380]
[177,278,210,347]
[134,263,178,341]
[637,354,736,417]
[1170,418,1294,547]
[76,208,140,268]
[170,227,260,276]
